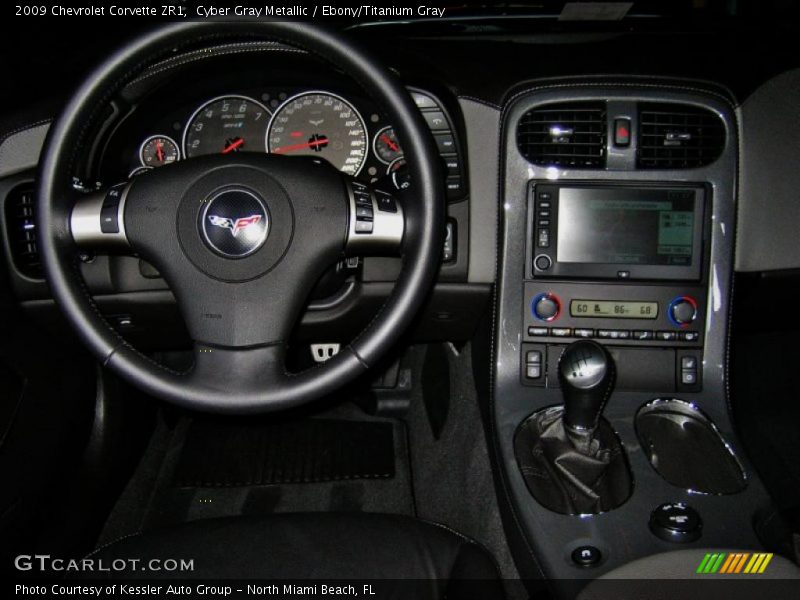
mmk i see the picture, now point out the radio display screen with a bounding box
[557,188,696,266]
[570,300,659,319]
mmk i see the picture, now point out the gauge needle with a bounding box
[273,137,329,154]
[381,134,399,153]
[222,138,245,154]
[155,141,164,162]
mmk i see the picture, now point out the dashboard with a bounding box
[98,56,466,202]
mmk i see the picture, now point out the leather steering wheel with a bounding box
[37,21,444,414]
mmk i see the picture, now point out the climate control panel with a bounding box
[524,282,705,347]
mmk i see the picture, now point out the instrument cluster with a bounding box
[121,86,466,199]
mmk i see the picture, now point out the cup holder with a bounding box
[635,399,746,494]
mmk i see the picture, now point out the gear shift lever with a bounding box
[558,340,616,453]
[514,339,631,514]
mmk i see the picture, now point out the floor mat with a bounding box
[98,409,414,543]
[175,419,395,487]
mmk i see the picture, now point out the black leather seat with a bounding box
[87,513,504,599]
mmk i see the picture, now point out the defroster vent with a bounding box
[4,183,42,278]
[517,102,606,168]
[638,103,725,169]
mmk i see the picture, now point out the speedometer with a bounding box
[266,91,368,176]
[183,95,270,158]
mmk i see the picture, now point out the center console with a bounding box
[492,85,772,595]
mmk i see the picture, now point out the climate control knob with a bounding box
[668,296,698,327]
[532,293,561,322]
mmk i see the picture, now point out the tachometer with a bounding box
[266,91,368,176]
[182,95,270,158]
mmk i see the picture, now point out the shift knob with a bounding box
[558,340,616,435]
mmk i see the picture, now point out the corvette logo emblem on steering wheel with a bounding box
[208,214,263,238]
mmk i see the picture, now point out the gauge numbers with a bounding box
[140,135,179,167]
[267,91,368,176]
[183,95,271,158]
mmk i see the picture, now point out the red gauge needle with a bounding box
[222,138,245,154]
[273,137,329,154]
[155,141,164,162]
[381,134,399,153]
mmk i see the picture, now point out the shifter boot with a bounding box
[514,406,632,515]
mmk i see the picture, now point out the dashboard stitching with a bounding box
[130,45,308,85]
[0,119,52,146]
[502,82,736,112]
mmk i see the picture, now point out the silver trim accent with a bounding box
[181,94,272,159]
[70,184,130,248]
[139,134,180,167]
[636,398,748,495]
[310,343,341,363]
[266,90,368,176]
[344,182,404,253]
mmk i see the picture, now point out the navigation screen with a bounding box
[556,188,696,266]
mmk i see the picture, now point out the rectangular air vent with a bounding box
[4,183,42,279]
[517,102,606,168]
[638,103,725,169]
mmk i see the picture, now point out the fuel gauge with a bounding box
[140,135,180,167]
[373,126,402,164]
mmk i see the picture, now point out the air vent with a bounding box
[638,103,725,169]
[517,102,606,168]
[4,183,42,278]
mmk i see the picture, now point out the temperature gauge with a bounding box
[139,135,179,167]
[373,126,403,164]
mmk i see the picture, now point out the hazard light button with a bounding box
[614,118,631,147]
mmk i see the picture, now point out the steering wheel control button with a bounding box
[200,188,269,258]
[650,502,702,543]
[534,254,552,272]
[532,293,561,322]
[375,191,398,213]
[572,546,602,567]
[356,205,374,220]
[100,184,126,234]
[355,220,374,233]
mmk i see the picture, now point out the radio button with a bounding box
[538,191,551,201]
[534,254,552,271]
[657,331,678,341]
[538,209,551,218]
[681,331,700,342]
[537,229,550,248]
[633,330,655,341]
[551,327,572,337]
[617,270,631,279]
[574,328,595,338]
[528,326,549,337]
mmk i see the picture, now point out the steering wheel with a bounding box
[37,21,444,414]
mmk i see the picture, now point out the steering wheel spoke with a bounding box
[70,182,131,250]
[344,179,404,256]
[38,21,444,414]
[188,341,288,397]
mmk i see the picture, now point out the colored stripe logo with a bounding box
[696,552,773,574]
